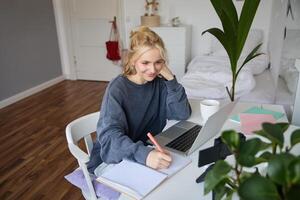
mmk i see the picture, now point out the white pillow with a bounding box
[211,29,264,57]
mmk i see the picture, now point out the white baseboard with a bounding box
[0,76,65,109]
[65,73,77,80]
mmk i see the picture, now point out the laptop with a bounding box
[150,101,237,156]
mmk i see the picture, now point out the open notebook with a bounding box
[96,152,191,200]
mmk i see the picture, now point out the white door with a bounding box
[70,0,122,81]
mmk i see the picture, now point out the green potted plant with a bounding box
[204,122,300,200]
[202,0,263,101]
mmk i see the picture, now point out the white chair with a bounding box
[66,112,100,200]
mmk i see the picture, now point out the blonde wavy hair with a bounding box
[123,26,168,76]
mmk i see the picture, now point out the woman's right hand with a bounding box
[146,149,172,169]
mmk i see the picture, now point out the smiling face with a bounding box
[130,48,165,84]
[123,26,168,82]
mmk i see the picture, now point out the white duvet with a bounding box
[180,55,267,99]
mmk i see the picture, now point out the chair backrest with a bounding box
[66,112,100,155]
[65,112,100,200]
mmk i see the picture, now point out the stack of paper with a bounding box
[240,113,276,135]
[96,152,191,199]
[230,106,284,135]
[230,106,284,123]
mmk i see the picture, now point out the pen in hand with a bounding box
[147,132,164,153]
[146,132,172,169]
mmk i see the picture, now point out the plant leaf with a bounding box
[286,185,300,200]
[242,43,263,66]
[255,157,268,165]
[258,151,273,162]
[262,123,287,148]
[222,0,238,30]
[202,28,235,67]
[211,0,238,33]
[210,0,237,45]
[236,43,263,78]
[254,129,270,140]
[267,153,295,186]
[276,122,290,133]
[214,180,232,200]
[237,138,265,167]
[210,0,239,68]
[204,160,232,194]
[240,171,253,183]
[224,190,234,200]
[204,0,262,102]
[225,86,233,101]
[288,158,300,185]
[236,0,261,59]
[202,28,227,49]
[259,141,272,151]
[221,130,240,152]
[291,129,300,147]
[238,175,280,200]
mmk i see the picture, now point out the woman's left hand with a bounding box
[159,64,174,81]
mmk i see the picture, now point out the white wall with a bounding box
[122,0,273,57]
[0,0,63,101]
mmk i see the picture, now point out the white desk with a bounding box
[122,100,296,200]
[116,100,300,200]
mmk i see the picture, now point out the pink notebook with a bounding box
[240,113,276,135]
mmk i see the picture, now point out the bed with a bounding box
[180,53,272,102]
[180,29,299,118]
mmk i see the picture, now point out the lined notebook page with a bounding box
[97,160,167,199]
[96,153,191,199]
[159,152,192,177]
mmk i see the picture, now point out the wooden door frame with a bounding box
[52,0,125,80]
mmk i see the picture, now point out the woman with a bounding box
[88,26,191,173]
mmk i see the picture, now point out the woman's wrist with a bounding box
[159,64,174,81]
[163,73,174,81]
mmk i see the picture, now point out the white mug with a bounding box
[200,99,220,122]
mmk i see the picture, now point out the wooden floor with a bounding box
[0,80,108,200]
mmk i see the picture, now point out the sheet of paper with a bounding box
[159,151,192,177]
[98,160,167,199]
[231,106,284,123]
[240,113,276,135]
[96,152,192,199]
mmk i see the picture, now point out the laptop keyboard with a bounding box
[165,125,201,152]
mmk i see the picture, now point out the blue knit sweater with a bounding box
[88,75,191,173]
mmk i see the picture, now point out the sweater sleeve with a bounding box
[164,77,191,120]
[97,88,153,165]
